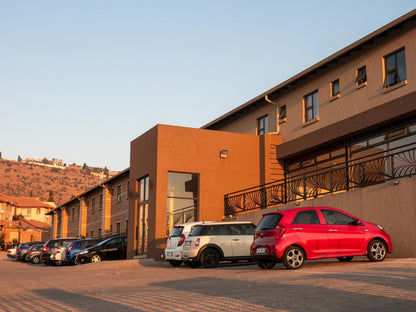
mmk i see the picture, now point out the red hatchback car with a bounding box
[251,206,392,270]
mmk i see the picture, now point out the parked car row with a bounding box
[7,236,127,266]
[165,207,393,269]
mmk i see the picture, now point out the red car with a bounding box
[251,206,392,270]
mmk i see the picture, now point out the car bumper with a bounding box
[164,249,182,261]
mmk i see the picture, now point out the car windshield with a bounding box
[169,226,184,237]
[257,214,283,231]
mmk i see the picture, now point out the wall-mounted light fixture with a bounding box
[220,149,229,159]
[394,180,400,185]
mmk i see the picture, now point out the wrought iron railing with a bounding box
[224,146,416,216]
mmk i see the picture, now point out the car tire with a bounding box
[185,260,201,268]
[257,261,276,270]
[90,254,102,263]
[200,248,220,268]
[31,256,40,264]
[73,256,81,265]
[168,260,182,267]
[283,246,305,270]
[367,239,387,262]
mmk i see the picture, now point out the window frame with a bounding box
[383,48,407,88]
[304,90,319,123]
[331,79,340,98]
[257,115,268,135]
[356,66,367,86]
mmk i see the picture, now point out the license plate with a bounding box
[185,241,191,246]
[166,252,173,257]
[256,247,267,254]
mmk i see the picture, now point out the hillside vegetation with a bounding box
[0,160,107,205]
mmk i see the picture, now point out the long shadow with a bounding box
[151,277,416,312]
[34,289,144,312]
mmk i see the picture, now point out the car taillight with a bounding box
[29,251,33,255]
[275,225,285,239]
[195,238,200,247]
[177,234,186,247]
[43,246,49,252]
[67,242,74,252]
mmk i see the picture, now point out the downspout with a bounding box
[265,94,280,135]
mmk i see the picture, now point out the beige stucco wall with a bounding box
[236,176,416,258]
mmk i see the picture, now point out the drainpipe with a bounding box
[265,94,280,135]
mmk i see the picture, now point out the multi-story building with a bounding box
[48,169,129,239]
[49,10,416,259]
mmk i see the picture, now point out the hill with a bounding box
[0,159,109,205]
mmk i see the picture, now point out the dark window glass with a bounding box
[257,214,283,231]
[356,66,367,85]
[169,226,184,237]
[230,223,255,235]
[304,91,319,122]
[292,210,320,224]
[331,79,340,96]
[384,49,406,88]
[257,115,268,135]
[190,225,230,236]
[321,209,355,225]
[279,105,286,120]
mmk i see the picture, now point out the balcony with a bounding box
[224,145,416,216]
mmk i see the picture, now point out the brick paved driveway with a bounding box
[1,252,415,311]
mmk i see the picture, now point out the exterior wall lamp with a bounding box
[220,149,229,159]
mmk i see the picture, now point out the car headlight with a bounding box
[375,224,385,231]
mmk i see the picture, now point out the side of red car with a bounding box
[250,206,393,270]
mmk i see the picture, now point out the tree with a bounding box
[18,155,22,161]
[0,152,2,159]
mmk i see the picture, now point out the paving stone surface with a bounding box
[1,252,415,311]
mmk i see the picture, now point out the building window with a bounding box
[91,231,94,238]
[98,228,102,238]
[116,185,122,202]
[26,208,31,217]
[91,198,96,214]
[110,224,113,234]
[304,91,319,122]
[116,222,121,234]
[99,194,103,211]
[279,105,287,121]
[384,48,406,88]
[257,115,268,135]
[137,175,149,254]
[167,172,199,235]
[331,79,340,97]
[72,208,75,221]
[356,66,367,86]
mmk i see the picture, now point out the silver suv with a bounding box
[181,221,256,268]
[165,221,214,266]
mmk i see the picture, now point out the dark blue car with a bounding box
[64,238,102,265]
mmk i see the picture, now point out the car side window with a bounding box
[201,225,229,235]
[321,209,355,225]
[230,224,255,235]
[292,210,320,224]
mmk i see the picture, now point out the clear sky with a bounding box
[1,1,415,171]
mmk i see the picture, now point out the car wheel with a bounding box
[168,260,182,267]
[200,248,220,268]
[257,261,276,270]
[73,256,81,265]
[367,239,387,262]
[185,260,201,268]
[90,254,102,263]
[31,256,40,264]
[337,256,354,262]
[55,260,63,266]
[283,246,305,270]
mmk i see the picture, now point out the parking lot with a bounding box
[1,252,415,312]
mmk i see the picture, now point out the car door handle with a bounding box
[293,228,303,231]
[329,229,338,232]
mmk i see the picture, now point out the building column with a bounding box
[78,198,87,238]
[101,186,112,236]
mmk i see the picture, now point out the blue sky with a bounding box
[1,1,415,171]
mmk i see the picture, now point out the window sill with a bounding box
[303,117,319,127]
[383,80,407,94]
[278,117,287,124]
[355,81,367,90]
[330,94,340,101]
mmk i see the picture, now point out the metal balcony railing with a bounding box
[224,145,416,216]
